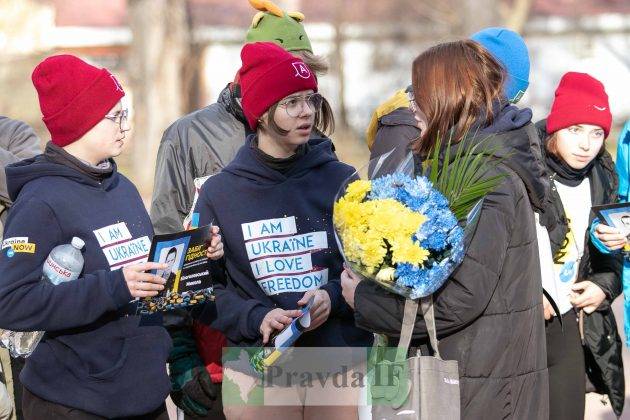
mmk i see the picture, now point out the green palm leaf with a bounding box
[424,133,507,219]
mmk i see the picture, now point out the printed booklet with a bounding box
[136,224,213,314]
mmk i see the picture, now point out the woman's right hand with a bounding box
[122,262,168,298]
[259,308,302,344]
[594,223,627,251]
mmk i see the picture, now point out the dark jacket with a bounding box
[353,105,550,419]
[366,86,422,177]
[537,120,624,416]
[0,117,41,232]
[195,137,373,348]
[0,156,171,418]
[150,84,248,235]
[148,85,248,396]
[368,107,422,176]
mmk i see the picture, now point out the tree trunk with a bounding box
[459,0,501,35]
[504,0,534,33]
[181,42,207,114]
[127,0,189,197]
[332,2,348,130]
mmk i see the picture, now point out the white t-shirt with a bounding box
[543,178,591,314]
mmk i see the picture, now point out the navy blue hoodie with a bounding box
[0,155,171,418]
[195,137,373,347]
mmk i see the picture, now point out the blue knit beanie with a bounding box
[471,27,530,103]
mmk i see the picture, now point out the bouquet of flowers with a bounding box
[334,138,503,298]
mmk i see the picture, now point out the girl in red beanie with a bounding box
[535,71,623,418]
[194,42,372,419]
[0,54,223,419]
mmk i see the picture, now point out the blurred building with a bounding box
[0,0,629,187]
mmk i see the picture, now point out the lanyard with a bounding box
[551,175,584,273]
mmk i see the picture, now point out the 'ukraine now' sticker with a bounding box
[8,243,36,254]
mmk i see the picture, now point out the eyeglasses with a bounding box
[278,93,323,118]
[104,109,129,131]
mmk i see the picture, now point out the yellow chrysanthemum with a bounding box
[344,180,372,203]
[334,190,430,275]
[333,198,363,229]
[390,238,430,266]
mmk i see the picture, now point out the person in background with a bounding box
[150,0,328,235]
[150,2,329,418]
[591,120,630,350]
[536,72,623,419]
[365,27,531,175]
[0,117,41,237]
[0,116,41,420]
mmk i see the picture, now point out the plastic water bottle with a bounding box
[0,237,85,357]
[41,237,85,285]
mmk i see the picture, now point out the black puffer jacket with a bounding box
[537,120,624,417]
[353,106,551,420]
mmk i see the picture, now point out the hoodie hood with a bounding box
[218,82,248,127]
[223,135,338,185]
[476,101,533,136]
[6,154,118,201]
[446,104,549,211]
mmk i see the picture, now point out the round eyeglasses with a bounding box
[104,109,129,131]
[278,93,323,118]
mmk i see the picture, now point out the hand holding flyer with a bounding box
[250,296,315,373]
[136,224,215,314]
[594,203,630,238]
[593,203,630,255]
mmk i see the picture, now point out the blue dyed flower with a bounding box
[394,224,465,298]
[395,261,452,297]
[352,171,468,298]
[369,173,413,201]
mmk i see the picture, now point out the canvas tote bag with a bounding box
[371,296,460,420]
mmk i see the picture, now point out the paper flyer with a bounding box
[136,224,213,314]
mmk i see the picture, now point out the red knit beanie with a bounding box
[239,42,317,130]
[32,54,125,146]
[546,71,612,138]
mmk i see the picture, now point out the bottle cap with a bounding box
[71,237,85,250]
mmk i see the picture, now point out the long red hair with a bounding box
[411,40,505,157]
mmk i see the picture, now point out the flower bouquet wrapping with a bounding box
[334,138,503,298]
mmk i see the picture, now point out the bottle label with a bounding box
[43,256,78,285]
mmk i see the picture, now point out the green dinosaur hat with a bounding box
[245,0,312,53]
